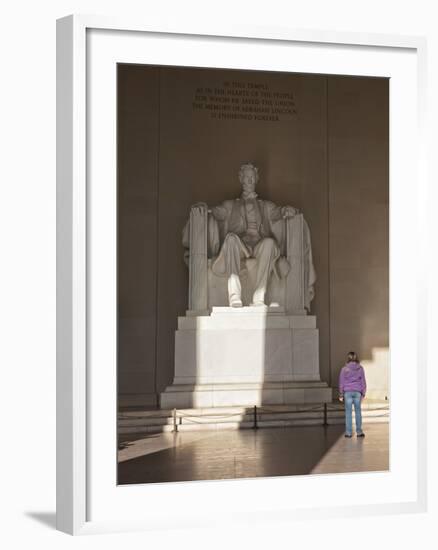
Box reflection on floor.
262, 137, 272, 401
118, 423, 389, 485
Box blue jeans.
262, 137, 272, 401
344, 391, 363, 435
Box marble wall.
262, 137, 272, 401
327, 76, 389, 396
117, 66, 160, 405
117, 65, 389, 406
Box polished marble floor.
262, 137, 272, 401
117, 423, 389, 485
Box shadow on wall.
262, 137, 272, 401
360, 347, 389, 401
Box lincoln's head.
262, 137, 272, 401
238, 162, 259, 195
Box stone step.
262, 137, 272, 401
118, 401, 389, 434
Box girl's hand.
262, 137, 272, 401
339, 396, 343, 402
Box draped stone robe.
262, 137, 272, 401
182, 196, 316, 310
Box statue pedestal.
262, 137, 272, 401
160, 307, 331, 409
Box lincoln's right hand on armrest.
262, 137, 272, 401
191, 202, 209, 214
191, 202, 226, 220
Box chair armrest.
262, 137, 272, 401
188, 206, 208, 312
285, 213, 315, 314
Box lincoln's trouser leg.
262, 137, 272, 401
222, 233, 245, 307
252, 238, 279, 305
227, 274, 242, 307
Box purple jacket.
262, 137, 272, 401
339, 362, 367, 396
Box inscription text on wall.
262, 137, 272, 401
192, 81, 297, 122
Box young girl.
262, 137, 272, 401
338, 351, 367, 438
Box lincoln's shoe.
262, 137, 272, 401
230, 297, 243, 308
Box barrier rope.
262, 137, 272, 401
259, 405, 324, 414
119, 402, 390, 432
180, 416, 254, 425
120, 406, 389, 420
176, 410, 249, 420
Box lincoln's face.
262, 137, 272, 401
240, 167, 257, 194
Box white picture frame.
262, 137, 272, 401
56, 15, 428, 535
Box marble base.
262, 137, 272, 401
161, 307, 331, 409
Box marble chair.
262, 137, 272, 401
185, 206, 315, 316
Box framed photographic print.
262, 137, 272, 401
57, 15, 427, 535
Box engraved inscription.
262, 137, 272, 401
192, 81, 297, 122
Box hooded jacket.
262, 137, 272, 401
339, 361, 367, 397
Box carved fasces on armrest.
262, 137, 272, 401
285, 213, 316, 314
189, 205, 208, 255
303, 218, 316, 310
188, 205, 208, 311
207, 214, 220, 257
183, 206, 220, 257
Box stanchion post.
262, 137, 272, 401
173, 408, 178, 432
254, 405, 258, 429
323, 403, 328, 426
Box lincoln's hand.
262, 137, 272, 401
191, 202, 209, 215
281, 206, 299, 219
